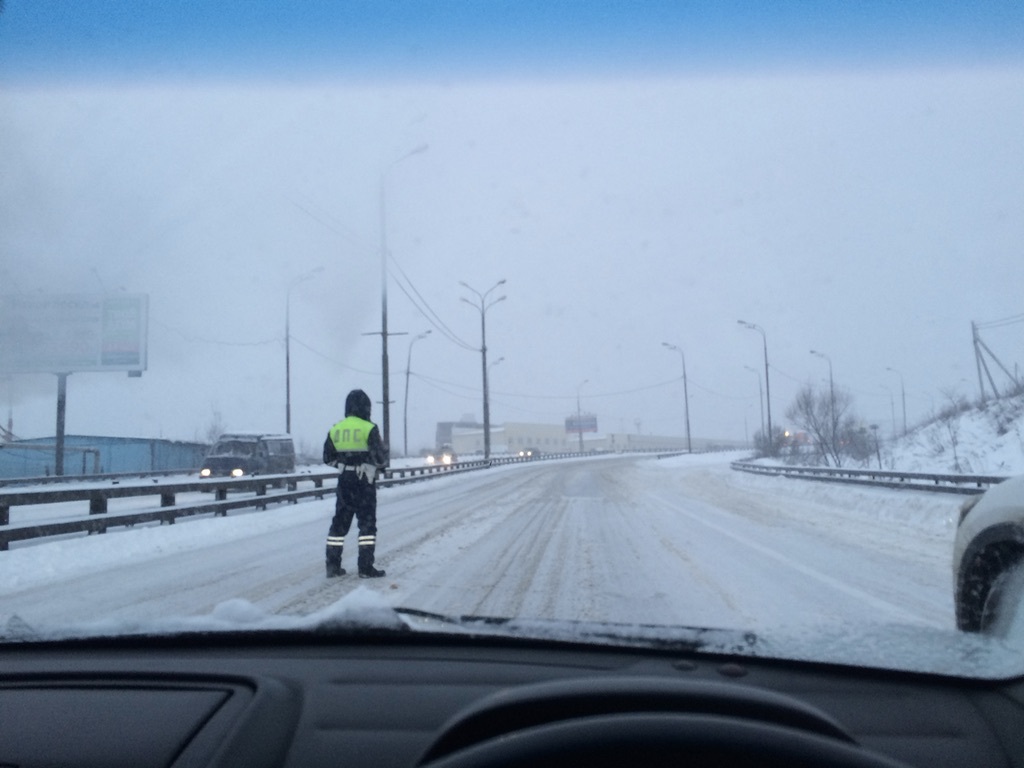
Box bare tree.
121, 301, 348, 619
204, 409, 226, 445
785, 382, 858, 467
753, 425, 787, 458
934, 388, 969, 472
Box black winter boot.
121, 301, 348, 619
359, 566, 386, 579
326, 544, 345, 578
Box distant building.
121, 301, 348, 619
450, 422, 573, 455
444, 421, 746, 456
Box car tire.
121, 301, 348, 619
980, 561, 1024, 639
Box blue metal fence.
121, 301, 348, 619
0, 436, 208, 479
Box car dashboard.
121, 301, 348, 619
2, 632, 1023, 768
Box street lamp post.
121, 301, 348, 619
744, 365, 764, 438
576, 379, 589, 453
881, 384, 896, 439
460, 279, 506, 460
738, 321, 773, 452
810, 349, 835, 424
403, 331, 431, 458
662, 342, 691, 453
379, 143, 428, 458
286, 265, 324, 434
886, 366, 907, 435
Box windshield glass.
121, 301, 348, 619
2, 2, 1024, 678
210, 441, 256, 458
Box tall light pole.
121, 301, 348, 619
886, 366, 907, 435
881, 384, 896, 439
576, 379, 589, 453
380, 143, 428, 458
662, 342, 691, 453
286, 265, 324, 434
738, 320, 772, 452
460, 279, 506, 460
810, 349, 835, 425
402, 330, 431, 458
744, 364, 764, 438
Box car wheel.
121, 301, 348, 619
981, 560, 1024, 641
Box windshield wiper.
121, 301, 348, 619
392, 608, 760, 654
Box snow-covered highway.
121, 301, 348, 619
0, 452, 962, 636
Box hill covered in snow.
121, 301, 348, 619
887, 393, 1024, 476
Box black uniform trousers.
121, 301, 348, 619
325, 470, 378, 573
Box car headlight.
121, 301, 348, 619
426, 455, 436, 465
231, 468, 244, 477
442, 454, 453, 465
200, 468, 211, 478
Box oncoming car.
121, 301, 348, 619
199, 433, 295, 478
954, 475, 1024, 637
426, 445, 457, 466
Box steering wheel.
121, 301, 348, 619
417, 678, 912, 768
421, 713, 910, 768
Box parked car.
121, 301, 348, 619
954, 475, 1024, 637
199, 433, 295, 478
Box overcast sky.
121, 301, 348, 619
1, 2, 1023, 455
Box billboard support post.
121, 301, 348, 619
55, 373, 68, 476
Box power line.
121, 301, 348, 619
389, 256, 476, 351
289, 336, 378, 376
976, 313, 1024, 331
154, 319, 278, 347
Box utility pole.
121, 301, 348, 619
378, 144, 428, 457
739, 321, 772, 453
662, 342, 691, 452
576, 380, 589, 453
460, 279, 506, 460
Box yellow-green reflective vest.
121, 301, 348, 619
329, 416, 374, 452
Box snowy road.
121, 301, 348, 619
0, 453, 962, 635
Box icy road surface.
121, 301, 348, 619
0, 453, 961, 634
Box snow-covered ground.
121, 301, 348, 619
8, 448, 1023, 676
889, 394, 1024, 475
772, 393, 1024, 476
0, 451, 959, 629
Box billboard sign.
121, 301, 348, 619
565, 413, 598, 434
0, 294, 149, 374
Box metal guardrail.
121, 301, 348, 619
0, 467, 198, 489
730, 461, 1008, 495
0, 451, 583, 550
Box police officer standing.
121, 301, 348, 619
323, 389, 389, 578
